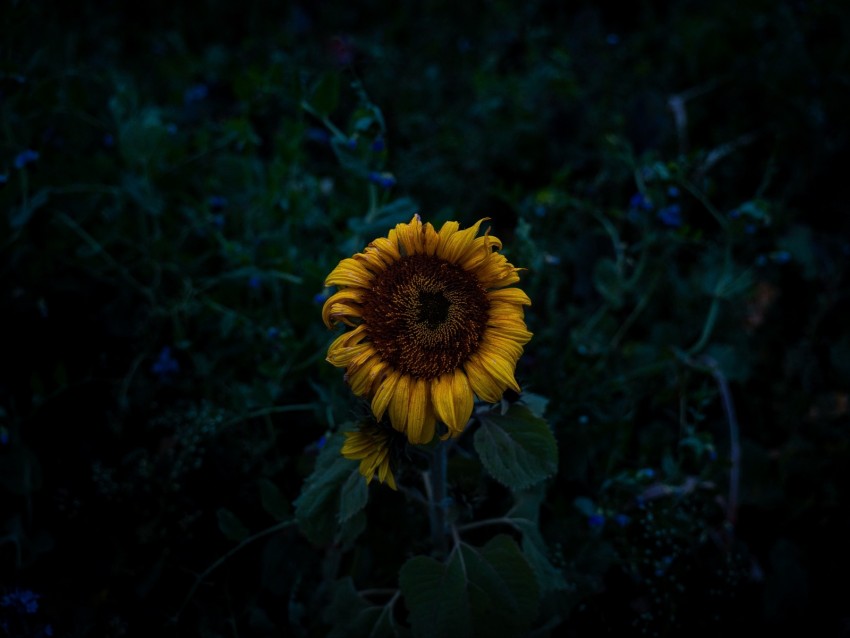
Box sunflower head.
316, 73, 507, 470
341, 420, 403, 490
323, 215, 532, 447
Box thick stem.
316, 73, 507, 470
428, 443, 448, 556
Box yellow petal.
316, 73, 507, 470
367, 236, 401, 264
423, 222, 440, 255
353, 249, 388, 273
406, 377, 434, 444
327, 342, 372, 368
437, 218, 487, 264
479, 332, 525, 360
384, 468, 398, 490
348, 355, 386, 396
371, 370, 400, 421
437, 220, 459, 242
388, 374, 412, 433
431, 369, 474, 434
396, 215, 424, 256
473, 351, 521, 394
464, 355, 504, 403
487, 324, 533, 345
341, 432, 370, 458
488, 288, 532, 306
322, 290, 364, 328
325, 258, 374, 287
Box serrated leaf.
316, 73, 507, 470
508, 487, 569, 593
216, 507, 249, 542
400, 535, 539, 638
312, 72, 340, 116
474, 405, 558, 490
259, 478, 290, 522
339, 470, 369, 523
294, 433, 364, 544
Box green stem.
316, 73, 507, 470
427, 444, 448, 556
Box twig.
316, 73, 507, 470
172, 519, 295, 622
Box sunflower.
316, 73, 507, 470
341, 421, 399, 490
323, 215, 532, 445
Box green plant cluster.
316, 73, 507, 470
2, 1, 849, 636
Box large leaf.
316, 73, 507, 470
258, 478, 290, 522
324, 578, 397, 638
508, 487, 570, 593
474, 405, 558, 490
400, 534, 539, 637
294, 433, 369, 544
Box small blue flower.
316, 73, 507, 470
208, 195, 228, 210
0, 427, 8, 446
657, 204, 682, 227
772, 250, 791, 264
368, 171, 396, 189
103, 133, 115, 148
728, 208, 741, 219
316, 434, 328, 450
184, 83, 209, 103
745, 223, 757, 234
346, 137, 358, 150
13, 149, 39, 170
267, 327, 280, 340
166, 123, 178, 135
588, 514, 606, 528
305, 128, 330, 144
314, 289, 330, 304
578, 414, 589, 425
637, 468, 655, 480
248, 275, 262, 289
210, 213, 225, 228
606, 33, 620, 45
371, 138, 385, 152
1, 588, 40, 614
755, 255, 768, 267
0, 174, 7, 185
614, 513, 631, 527
667, 186, 680, 198
151, 347, 179, 379
629, 192, 653, 211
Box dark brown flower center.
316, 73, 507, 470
361, 254, 490, 379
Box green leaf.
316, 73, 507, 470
216, 507, 249, 542
294, 433, 366, 544
474, 405, 558, 490
259, 478, 290, 522
339, 470, 369, 523
509, 488, 569, 593
325, 578, 396, 638
400, 535, 539, 638
311, 72, 340, 116
520, 392, 549, 418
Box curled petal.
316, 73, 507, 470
325, 258, 374, 287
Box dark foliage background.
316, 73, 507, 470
2, 0, 849, 636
